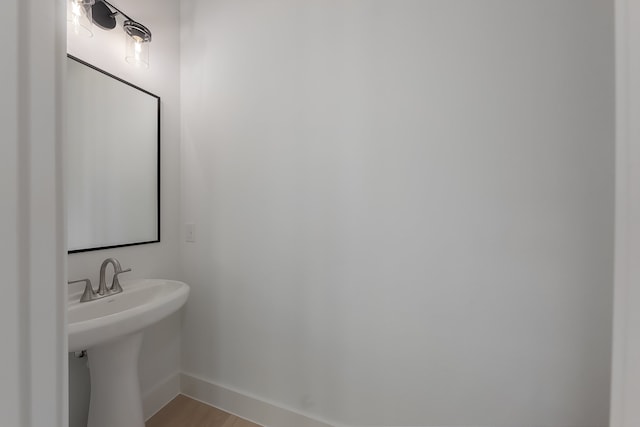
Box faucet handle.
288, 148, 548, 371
109, 268, 131, 294
68, 278, 96, 302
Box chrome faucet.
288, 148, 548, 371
68, 258, 131, 303
98, 258, 131, 296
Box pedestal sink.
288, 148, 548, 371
68, 279, 189, 427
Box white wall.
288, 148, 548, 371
180, 1, 614, 426
0, 3, 23, 422
611, 1, 640, 426
66, 0, 182, 424
0, 0, 67, 426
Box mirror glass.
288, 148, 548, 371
66, 55, 160, 253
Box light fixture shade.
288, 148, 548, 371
124, 20, 152, 69
67, 0, 95, 38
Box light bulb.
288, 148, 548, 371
71, 1, 82, 34
134, 37, 142, 62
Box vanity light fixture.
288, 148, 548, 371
70, 0, 153, 69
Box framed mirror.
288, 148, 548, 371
66, 55, 160, 253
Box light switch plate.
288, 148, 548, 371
185, 223, 195, 242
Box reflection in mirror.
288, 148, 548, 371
66, 55, 160, 253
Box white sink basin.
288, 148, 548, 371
68, 278, 189, 352
67, 278, 189, 427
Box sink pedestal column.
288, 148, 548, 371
87, 332, 144, 427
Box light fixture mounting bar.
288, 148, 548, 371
99, 0, 132, 21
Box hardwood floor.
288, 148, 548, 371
146, 395, 262, 427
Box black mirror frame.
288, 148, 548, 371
67, 54, 161, 254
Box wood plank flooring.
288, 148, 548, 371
146, 395, 262, 427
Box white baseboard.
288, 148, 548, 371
155, 374, 605, 427
180, 372, 339, 427
142, 372, 181, 421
